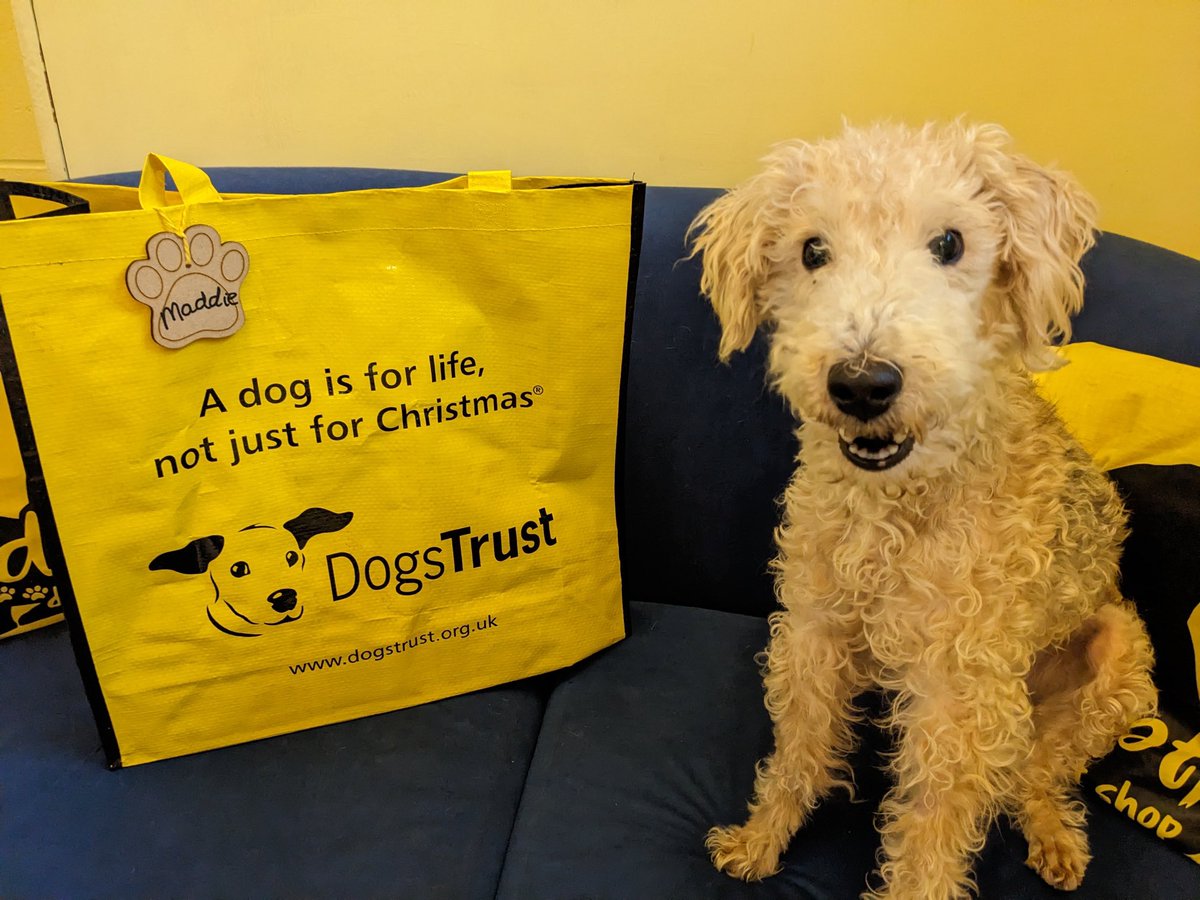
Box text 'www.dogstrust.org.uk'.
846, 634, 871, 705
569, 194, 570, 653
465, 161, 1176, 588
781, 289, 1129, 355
286, 615, 500, 675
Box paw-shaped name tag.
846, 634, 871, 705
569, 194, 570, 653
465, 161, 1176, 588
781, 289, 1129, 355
126, 225, 249, 349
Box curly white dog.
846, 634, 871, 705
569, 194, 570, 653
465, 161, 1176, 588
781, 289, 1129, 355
690, 122, 1157, 899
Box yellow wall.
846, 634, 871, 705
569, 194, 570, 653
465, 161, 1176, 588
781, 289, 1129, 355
3, 0, 1199, 257
0, 0, 49, 180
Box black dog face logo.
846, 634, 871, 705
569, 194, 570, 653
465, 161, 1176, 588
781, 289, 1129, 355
150, 507, 352, 637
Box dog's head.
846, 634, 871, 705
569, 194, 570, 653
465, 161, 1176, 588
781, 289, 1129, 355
150, 507, 353, 637
690, 121, 1096, 478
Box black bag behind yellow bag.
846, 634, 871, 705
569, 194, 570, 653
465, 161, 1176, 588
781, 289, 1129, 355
0, 157, 643, 766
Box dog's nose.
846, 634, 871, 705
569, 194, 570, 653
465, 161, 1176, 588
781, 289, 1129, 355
268, 588, 298, 613
827, 359, 903, 421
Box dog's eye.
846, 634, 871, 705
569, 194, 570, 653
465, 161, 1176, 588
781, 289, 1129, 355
802, 236, 831, 271
230, 561, 250, 578
929, 229, 964, 265
285, 551, 300, 567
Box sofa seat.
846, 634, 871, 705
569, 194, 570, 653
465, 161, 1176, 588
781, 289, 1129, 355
499, 601, 1200, 899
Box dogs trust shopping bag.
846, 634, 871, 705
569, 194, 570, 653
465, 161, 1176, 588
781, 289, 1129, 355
0, 157, 643, 767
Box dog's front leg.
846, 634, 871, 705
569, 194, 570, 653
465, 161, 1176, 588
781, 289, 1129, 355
869, 664, 1034, 900
708, 608, 863, 880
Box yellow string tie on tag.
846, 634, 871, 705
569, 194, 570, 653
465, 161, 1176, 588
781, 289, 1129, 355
154, 206, 194, 265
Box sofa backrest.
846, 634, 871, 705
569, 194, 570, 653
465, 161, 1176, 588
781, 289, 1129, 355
619, 187, 793, 617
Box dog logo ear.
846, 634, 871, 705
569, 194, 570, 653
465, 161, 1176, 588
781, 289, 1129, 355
149, 535, 225, 575
283, 508, 354, 549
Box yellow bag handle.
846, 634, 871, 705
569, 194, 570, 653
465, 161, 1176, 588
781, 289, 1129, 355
138, 154, 222, 209
467, 171, 512, 192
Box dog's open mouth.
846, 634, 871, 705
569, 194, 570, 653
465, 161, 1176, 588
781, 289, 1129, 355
837, 430, 916, 471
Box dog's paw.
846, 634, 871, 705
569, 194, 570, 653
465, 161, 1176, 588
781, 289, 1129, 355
1026, 825, 1090, 891
705, 824, 782, 882
126, 225, 248, 348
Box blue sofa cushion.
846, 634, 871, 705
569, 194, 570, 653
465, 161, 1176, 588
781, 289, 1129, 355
1, 624, 546, 898
499, 601, 1200, 898
1073, 233, 1200, 367
620, 187, 795, 618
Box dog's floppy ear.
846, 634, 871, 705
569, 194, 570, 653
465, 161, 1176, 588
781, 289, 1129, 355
688, 147, 802, 360
149, 536, 225, 575
283, 508, 353, 549
971, 125, 1098, 371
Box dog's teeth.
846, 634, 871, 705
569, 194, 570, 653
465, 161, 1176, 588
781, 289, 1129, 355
847, 442, 903, 461
843, 431, 911, 469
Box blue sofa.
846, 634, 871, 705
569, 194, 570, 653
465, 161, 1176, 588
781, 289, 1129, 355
3, 167, 1199, 899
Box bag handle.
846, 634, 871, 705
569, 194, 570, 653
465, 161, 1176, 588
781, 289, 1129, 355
138, 154, 222, 209
0, 181, 91, 221
467, 170, 512, 192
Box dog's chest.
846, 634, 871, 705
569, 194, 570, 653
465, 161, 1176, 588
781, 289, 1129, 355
787, 490, 1016, 671
836, 528, 965, 667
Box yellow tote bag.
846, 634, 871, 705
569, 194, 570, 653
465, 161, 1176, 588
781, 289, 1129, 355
0, 157, 642, 767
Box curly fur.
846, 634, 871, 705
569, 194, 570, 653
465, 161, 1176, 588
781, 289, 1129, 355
691, 122, 1157, 899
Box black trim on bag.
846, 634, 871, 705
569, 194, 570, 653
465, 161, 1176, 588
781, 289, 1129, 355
614, 182, 646, 642
0, 294, 122, 768
544, 181, 639, 190
0, 181, 90, 221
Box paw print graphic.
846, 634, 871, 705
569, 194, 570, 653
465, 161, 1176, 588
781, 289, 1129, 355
126, 224, 249, 349
21, 584, 59, 610
23, 584, 51, 604
9, 584, 58, 627
0, 585, 14, 603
